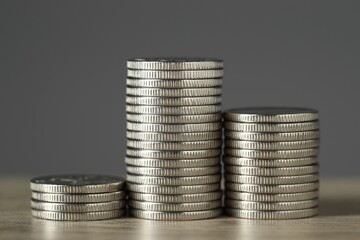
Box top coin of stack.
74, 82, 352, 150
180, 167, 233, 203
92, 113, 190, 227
125, 58, 224, 220
223, 107, 320, 220
30, 175, 126, 221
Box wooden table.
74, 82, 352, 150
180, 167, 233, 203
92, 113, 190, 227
0, 177, 359, 240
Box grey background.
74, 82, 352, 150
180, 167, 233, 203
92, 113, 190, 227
1, 0, 359, 177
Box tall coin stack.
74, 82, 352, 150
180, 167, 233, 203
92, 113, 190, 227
223, 107, 320, 219
30, 175, 126, 220
125, 58, 224, 220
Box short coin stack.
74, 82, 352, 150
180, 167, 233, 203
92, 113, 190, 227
125, 58, 224, 220
223, 107, 320, 219
31, 175, 126, 221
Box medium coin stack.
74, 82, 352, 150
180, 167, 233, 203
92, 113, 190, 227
223, 107, 320, 219
30, 175, 126, 221
125, 58, 224, 220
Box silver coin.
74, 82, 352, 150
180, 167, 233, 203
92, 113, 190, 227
129, 209, 222, 221
224, 121, 320, 132
225, 130, 320, 141
225, 208, 318, 219
127, 131, 221, 142
126, 182, 220, 195
224, 107, 319, 123
126, 96, 222, 106
31, 200, 125, 212
129, 192, 222, 203
225, 199, 319, 211
126, 174, 221, 186
126, 104, 221, 115
225, 165, 319, 176
127, 113, 222, 123
127, 69, 224, 79
30, 175, 125, 193
225, 148, 319, 159
127, 140, 222, 151
127, 122, 221, 133
126, 165, 221, 177
126, 87, 222, 97
129, 200, 222, 212
225, 182, 319, 194
126, 148, 221, 159
225, 139, 320, 150
126, 78, 223, 88
127, 58, 223, 70
31, 191, 126, 203
223, 157, 318, 167
225, 174, 319, 185
225, 191, 319, 202
32, 209, 125, 221
125, 156, 220, 168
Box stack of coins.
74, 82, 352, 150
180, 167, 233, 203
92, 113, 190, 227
125, 58, 224, 220
223, 107, 320, 219
30, 175, 126, 221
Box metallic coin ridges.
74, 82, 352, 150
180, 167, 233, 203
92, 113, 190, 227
127, 87, 222, 97
126, 78, 223, 88
223, 157, 318, 167
31, 191, 126, 203
126, 96, 222, 106
225, 165, 319, 176
127, 122, 221, 133
225, 174, 319, 185
225, 191, 319, 202
225, 131, 320, 142
225, 199, 319, 211
30, 175, 125, 193
223, 107, 319, 123
127, 140, 222, 151
126, 174, 221, 186
129, 209, 222, 221
224, 121, 320, 132
225, 148, 319, 159
126, 183, 220, 195
31, 200, 125, 212
225, 140, 320, 150
127, 131, 221, 142
126, 105, 221, 115
126, 113, 222, 123
127, 58, 223, 70
127, 69, 224, 79
125, 157, 220, 168
129, 200, 222, 212
225, 182, 319, 194
126, 166, 221, 177
127, 148, 221, 159
225, 208, 318, 219
129, 192, 222, 203
31, 209, 125, 221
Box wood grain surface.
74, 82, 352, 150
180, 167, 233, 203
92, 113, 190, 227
0, 177, 359, 240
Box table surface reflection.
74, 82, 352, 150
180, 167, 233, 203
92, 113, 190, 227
0, 177, 359, 240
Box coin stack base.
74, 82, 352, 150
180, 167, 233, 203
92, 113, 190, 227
30, 175, 126, 221
223, 107, 320, 220
126, 58, 224, 220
